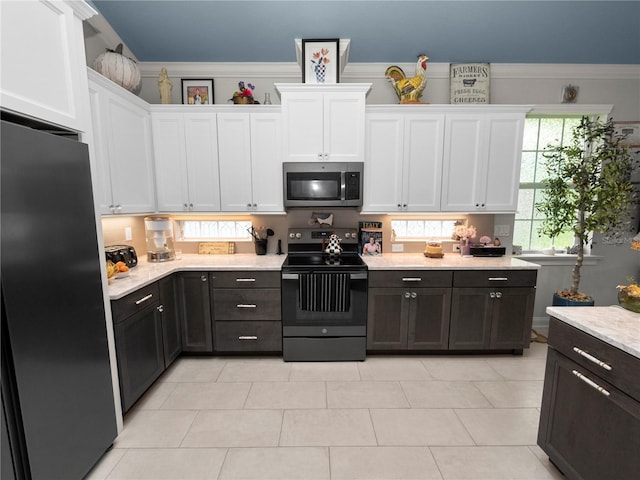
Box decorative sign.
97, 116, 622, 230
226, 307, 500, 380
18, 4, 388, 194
450, 63, 490, 104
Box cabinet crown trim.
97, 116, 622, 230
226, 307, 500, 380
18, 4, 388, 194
275, 83, 372, 95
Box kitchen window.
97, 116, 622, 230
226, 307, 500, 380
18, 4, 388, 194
176, 220, 252, 241
391, 219, 462, 241
514, 109, 610, 252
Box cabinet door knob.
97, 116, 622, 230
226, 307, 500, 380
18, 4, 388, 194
253, 203, 257, 209
200, 275, 207, 282
495, 292, 502, 299
404, 292, 411, 298
490, 292, 496, 299
183, 203, 189, 210
157, 305, 164, 313
189, 203, 194, 209
247, 203, 252, 209
397, 204, 402, 209
411, 292, 417, 299
403, 204, 407, 209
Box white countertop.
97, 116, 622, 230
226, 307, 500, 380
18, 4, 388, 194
546, 306, 640, 359
108, 254, 286, 300
362, 253, 541, 270
108, 253, 540, 299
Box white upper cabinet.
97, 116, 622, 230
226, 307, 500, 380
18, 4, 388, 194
88, 70, 156, 215
277, 84, 371, 162
217, 110, 283, 212
152, 109, 220, 212
440, 108, 528, 212
364, 110, 444, 212
1, 1, 95, 131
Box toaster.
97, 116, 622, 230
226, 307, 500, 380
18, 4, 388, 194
105, 245, 138, 268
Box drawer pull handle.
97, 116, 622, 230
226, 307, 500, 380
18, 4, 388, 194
134, 294, 153, 305
236, 304, 257, 308
402, 277, 422, 282
573, 347, 612, 371
488, 277, 508, 281
238, 336, 258, 341
572, 370, 610, 397
236, 278, 256, 282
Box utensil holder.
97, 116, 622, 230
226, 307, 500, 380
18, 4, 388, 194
254, 239, 267, 255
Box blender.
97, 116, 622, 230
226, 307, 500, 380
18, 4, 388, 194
144, 216, 175, 262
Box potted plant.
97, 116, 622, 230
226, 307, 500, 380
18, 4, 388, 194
535, 116, 636, 305
230, 81, 255, 104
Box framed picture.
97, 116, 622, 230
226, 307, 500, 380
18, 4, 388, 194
302, 39, 339, 84
613, 121, 640, 147
181, 79, 214, 105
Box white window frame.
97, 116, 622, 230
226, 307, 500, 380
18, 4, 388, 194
515, 105, 612, 254
176, 219, 253, 242
391, 217, 467, 242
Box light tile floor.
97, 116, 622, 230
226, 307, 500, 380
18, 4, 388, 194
87, 341, 565, 480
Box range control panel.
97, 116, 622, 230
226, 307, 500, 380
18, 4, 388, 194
287, 228, 360, 244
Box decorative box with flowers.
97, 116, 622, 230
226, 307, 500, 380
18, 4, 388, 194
452, 224, 476, 256
231, 81, 255, 104
617, 278, 640, 313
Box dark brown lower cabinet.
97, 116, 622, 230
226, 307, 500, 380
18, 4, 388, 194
112, 283, 165, 412
367, 271, 452, 351
448, 270, 536, 352
178, 272, 213, 352
538, 318, 640, 479
211, 271, 282, 353
159, 275, 182, 366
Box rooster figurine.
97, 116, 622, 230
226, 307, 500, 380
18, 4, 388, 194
385, 54, 429, 104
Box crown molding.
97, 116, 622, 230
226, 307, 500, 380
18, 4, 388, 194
68, 0, 97, 20
139, 61, 640, 81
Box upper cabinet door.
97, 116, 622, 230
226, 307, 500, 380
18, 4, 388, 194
89, 71, 156, 215
278, 84, 370, 162
363, 114, 405, 212
250, 113, 284, 212
440, 115, 486, 212
483, 115, 526, 212
1, 0, 95, 131
152, 113, 190, 212
217, 113, 254, 212
183, 113, 221, 212
403, 114, 445, 212
281, 93, 324, 162
323, 92, 366, 162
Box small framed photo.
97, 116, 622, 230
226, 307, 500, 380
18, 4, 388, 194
302, 39, 339, 84
613, 121, 640, 147
181, 79, 214, 105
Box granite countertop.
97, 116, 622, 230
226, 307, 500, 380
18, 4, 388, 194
108, 254, 286, 300
362, 253, 541, 270
546, 306, 640, 359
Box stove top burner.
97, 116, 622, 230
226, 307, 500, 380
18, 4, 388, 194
283, 252, 366, 268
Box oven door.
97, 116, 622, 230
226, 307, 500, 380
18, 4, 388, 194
281, 271, 367, 337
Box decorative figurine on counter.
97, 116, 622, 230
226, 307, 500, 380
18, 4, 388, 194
325, 233, 343, 257
158, 67, 173, 104
385, 54, 429, 104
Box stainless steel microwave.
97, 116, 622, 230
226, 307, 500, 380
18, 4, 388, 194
283, 162, 363, 208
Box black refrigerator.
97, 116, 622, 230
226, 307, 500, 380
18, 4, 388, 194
1, 119, 118, 479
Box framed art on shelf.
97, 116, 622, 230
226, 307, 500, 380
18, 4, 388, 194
182, 79, 214, 105
302, 39, 339, 84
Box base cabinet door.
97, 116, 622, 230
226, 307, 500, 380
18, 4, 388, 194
159, 275, 182, 366
367, 288, 409, 350
178, 272, 213, 352
408, 288, 451, 349
538, 348, 640, 480
449, 288, 493, 349
367, 285, 451, 351
112, 289, 165, 413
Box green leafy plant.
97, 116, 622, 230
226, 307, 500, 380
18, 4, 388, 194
535, 116, 636, 301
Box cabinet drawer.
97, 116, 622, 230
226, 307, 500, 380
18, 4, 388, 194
453, 270, 537, 288
213, 289, 281, 320
111, 283, 160, 324
212, 271, 280, 288
369, 270, 452, 288
548, 317, 640, 401
215, 321, 282, 352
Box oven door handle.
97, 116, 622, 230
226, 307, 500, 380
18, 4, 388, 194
282, 272, 367, 280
